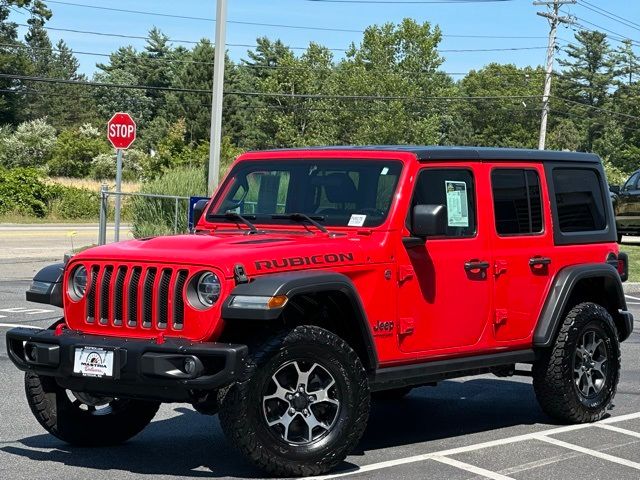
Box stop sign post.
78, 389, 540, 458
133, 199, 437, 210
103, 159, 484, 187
107, 113, 136, 242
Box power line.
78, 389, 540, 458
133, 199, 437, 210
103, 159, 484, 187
13, 23, 551, 54
5, 72, 640, 124
576, 1, 640, 33
0, 72, 545, 101
0, 42, 557, 78
47, 0, 539, 38
562, 13, 640, 47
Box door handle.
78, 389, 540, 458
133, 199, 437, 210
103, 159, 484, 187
529, 256, 552, 267
464, 260, 490, 271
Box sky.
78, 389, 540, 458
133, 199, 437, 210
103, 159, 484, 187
11, 0, 640, 77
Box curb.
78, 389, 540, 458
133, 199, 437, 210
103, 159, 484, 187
623, 282, 640, 295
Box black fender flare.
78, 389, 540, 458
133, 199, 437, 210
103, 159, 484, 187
533, 263, 630, 347
25, 263, 65, 308
222, 271, 378, 369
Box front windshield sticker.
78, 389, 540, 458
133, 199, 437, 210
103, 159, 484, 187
445, 181, 469, 227
348, 214, 367, 227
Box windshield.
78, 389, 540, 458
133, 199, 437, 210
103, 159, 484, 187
208, 159, 402, 228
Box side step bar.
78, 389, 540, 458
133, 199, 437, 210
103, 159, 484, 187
370, 349, 536, 392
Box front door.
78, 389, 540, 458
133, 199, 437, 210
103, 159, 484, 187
397, 164, 493, 354
489, 164, 556, 342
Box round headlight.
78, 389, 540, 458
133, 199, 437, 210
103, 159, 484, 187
196, 272, 221, 307
70, 265, 88, 300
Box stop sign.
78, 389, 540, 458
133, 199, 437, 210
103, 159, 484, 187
107, 112, 137, 149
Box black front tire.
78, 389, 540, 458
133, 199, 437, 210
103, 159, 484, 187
25, 372, 160, 446
218, 326, 370, 477
533, 302, 621, 423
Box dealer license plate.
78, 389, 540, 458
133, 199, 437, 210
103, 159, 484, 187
73, 347, 115, 378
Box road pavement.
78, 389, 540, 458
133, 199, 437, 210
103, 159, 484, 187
0, 263, 638, 480
0, 224, 132, 262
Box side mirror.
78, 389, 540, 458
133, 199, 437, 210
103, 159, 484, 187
192, 199, 209, 229
610, 184, 620, 194
412, 204, 447, 238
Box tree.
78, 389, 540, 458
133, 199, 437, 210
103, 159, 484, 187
457, 64, 544, 148
0, 118, 56, 167
48, 124, 110, 177
93, 69, 154, 126
0, 1, 51, 124
611, 39, 640, 87
557, 30, 615, 151
332, 19, 449, 145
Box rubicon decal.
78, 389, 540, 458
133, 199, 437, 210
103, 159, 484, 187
255, 253, 355, 271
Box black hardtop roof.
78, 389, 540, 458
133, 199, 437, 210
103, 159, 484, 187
258, 145, 601, 163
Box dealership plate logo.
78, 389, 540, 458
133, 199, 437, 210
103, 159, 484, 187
73, 347, 115, 378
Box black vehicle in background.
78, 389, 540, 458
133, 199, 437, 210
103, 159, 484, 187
613, 170, 640, 243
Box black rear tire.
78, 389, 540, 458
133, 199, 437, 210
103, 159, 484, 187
218, 325, 370, 477
25, 372, 160, 446
533, 302, 620, 423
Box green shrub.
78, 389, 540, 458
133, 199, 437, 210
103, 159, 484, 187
48, 185, 100, 220
131, 167, 207, 238
0, 167, 50, 217
48, 124, 110, 177
0, 119, 56, 168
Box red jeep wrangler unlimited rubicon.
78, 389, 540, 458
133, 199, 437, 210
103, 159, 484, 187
7, 146, 633, 477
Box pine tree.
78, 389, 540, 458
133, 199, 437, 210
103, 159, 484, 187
557, 30, 615, 151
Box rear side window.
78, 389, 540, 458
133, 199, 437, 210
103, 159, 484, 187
492, 169, 543, 235
552, 168, 606, 232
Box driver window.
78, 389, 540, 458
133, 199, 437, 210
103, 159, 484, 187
411, 168, 477, 238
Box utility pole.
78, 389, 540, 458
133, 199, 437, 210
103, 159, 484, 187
534, 0, 575, 150
207, 0, 228, 195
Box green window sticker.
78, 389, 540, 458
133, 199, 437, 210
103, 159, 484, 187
445, 181, 469, 227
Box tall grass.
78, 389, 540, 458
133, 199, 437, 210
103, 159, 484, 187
48, 177, 140, 193
131, 167, 207, 238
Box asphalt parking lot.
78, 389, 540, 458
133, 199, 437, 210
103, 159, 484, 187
0, 260, 638, 480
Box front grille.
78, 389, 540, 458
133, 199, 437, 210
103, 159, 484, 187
85, 264, 187, 332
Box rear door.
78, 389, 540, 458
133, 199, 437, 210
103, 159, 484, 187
489, 163, 556, 343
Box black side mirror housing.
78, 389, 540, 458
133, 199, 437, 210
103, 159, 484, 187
412, 204, 447, 238
193, 199, 209, 228
609, 184, 620, 194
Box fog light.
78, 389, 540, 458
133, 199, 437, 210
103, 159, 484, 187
184, 357, 197, 375
25, 344, 38, 362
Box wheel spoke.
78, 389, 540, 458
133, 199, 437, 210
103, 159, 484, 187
585, 372, 596, 396
263, 376, 294, 403
303, 410, 327, 442
293, 362, 318, 389
310, 379, 339, 407
593, 359, 607, 379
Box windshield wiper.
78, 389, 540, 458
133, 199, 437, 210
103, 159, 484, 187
272, 213, 328, 234
209, 212, 260, 234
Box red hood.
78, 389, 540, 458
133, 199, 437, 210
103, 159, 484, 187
73, 231, 371, 279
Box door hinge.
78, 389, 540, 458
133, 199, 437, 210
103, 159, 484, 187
399, 317, 415, 335
495, 309, 508, 326
398, 265, 415, 283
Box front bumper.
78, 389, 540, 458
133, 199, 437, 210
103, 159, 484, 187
6, 327, 248, 402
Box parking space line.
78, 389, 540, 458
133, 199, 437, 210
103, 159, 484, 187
534, 435, 640, 470
624, 294, 640, 301
431, 456, 515, 480
596, 424, 640, 439
308, 412, 640, 479
0, 323, 41, 329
